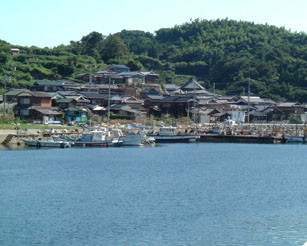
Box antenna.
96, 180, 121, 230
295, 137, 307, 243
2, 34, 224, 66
247, 78, 250, 124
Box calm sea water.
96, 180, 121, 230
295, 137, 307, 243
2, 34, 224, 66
1, 143, 307, 246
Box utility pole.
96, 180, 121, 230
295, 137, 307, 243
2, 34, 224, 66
3, 75, 10, 119
89, 64, 92, 91
193, 78, 196, 122
247, 78, 250, 124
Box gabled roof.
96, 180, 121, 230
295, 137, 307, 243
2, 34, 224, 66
97, 84, 118, 89
80, 92, 106, 99
181, 78, 205, 91
118, 71, 144, 76
140, 71, 159, 76
145, 95, 164, 100
164, 83, 180, 91
141, 88, 160, 94
110, 64, 129, 69
18, 91, 51, 98
6, 89, 29, 96
240, 96, 267, 104
35, 80, 64, 86
277, 102, 300, 107
56, 98, 74, 103
29, 106, 62, 115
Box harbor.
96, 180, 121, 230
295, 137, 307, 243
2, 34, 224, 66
1, 122, 306, 148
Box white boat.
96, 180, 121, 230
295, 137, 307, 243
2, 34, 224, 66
284, 135, 305, 143
122, 132, 146, 146
148, 126, 200, 143
122, 131, 156, 146
73, 127, 123, 147
23, 137, 71, 148
122, 125, 155, 146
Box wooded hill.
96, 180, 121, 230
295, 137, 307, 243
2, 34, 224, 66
1, 19, 307, 101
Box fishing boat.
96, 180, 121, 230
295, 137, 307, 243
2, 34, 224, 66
148, 126, 200, 143
73, 127, 123, 147
284, 135, 305, 143
122, 132, 146, 146
23, 137, 71, 148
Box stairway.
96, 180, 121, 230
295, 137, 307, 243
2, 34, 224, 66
2, 134, 15, 144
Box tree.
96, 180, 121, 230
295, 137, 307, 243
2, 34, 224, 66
101, 35, 130, 62
80, 32, 104, 59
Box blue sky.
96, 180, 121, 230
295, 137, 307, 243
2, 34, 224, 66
1, 0, 306, 48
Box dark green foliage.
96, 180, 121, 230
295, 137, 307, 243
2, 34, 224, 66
1, 19, 307, 101
101, 35, 130, 62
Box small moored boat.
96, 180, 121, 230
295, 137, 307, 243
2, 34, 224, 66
23, 137, 71, 148
148, 126, 200, 143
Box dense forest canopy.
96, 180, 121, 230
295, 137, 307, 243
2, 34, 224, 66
1, 19, 307, 101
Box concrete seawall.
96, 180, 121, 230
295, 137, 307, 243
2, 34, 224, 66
0, 129, 41, 144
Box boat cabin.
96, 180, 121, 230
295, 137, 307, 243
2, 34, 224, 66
158, 126, 178, 136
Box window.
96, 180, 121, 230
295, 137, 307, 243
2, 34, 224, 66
20, 109, 29, 116
20, 98, 30, 105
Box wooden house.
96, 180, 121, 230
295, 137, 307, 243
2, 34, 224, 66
28, 106, 62, 124
15, 91, 52, 119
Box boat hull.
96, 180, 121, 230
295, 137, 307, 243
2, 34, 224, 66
149, 135, 200, 143
72, 139, 123, 147
123, 133, 146, 146
284, 135, 305, 143
23, 139, 71, 148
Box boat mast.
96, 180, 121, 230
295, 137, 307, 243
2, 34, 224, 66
107, 76, 111, 131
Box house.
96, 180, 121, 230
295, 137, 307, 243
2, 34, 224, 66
29, 81, 65, 92
14, 91, 52, 119
141, 71, 161, 85
109, 104, 145, 120
80, 92, 106, 106
28, 106, 62, 124
80, 83, 99, 93
91, 105, 106, 118
97, 84, 118, 94
117, 86, 138, 97
122, 96, 143, 105
64, 95, 90, 108
163, 83, 181, 95
277, 102, 304, 118
180, 78, 210, 95
5, 89, 30, 103
76, 73, 95, 83
61, 80, 81, 91
140, 88, 160, 99
225, 105, 246, 123
118, 71, 145, 85
263, 107, 285, 122
145, 95, 196, 118
108, 64, 130, 73
95, 72, 124, 84
11, 48, 20, 56
55, 98, 78, 109
211, 112, 231, 123
63, 108, 88, 123
249, 110, 268, 122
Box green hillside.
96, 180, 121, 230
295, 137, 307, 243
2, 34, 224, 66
1, 19, 307, 101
